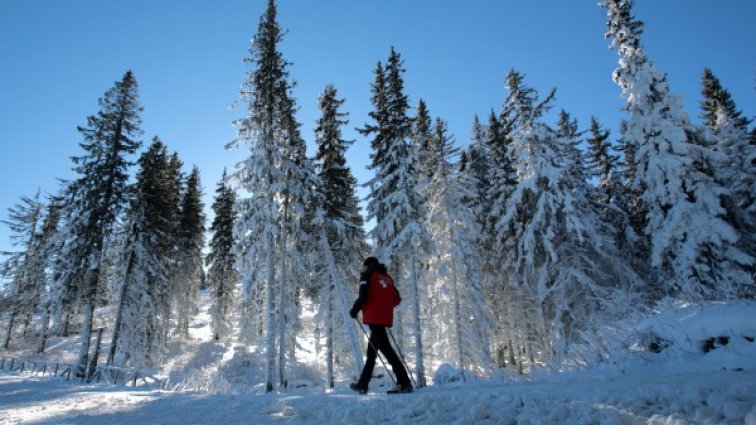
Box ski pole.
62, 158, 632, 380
387, 327, 419, 388
353, 318, 396, 385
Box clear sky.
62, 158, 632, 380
0, 0, 754, 255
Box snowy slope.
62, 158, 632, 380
2, 299, 756, 425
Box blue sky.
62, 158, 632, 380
0, 1, 754, 254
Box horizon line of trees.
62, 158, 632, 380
2, 0, 753, 391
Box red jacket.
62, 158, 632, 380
352, 268, 401, 326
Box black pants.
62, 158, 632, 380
357, 324, 411, 388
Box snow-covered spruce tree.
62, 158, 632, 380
160, 152, 183, 342
274, 89, 321, 389
459, 115, 491, 229
207, 170, 238, 341
108, 137, 175, 367
1, 192, 43, 349
424, 118, 492, 376
360, 48, 429, 387
34, 199, 62, 353
583, 116, 644, 269
495, 70, 640, 363
230, 0, 300, 392
45, 190, 81, 338
313, 85, 368, 386
613, 120, 648, 238
700, 69, 755, 278
413, 99, 436, 185
603, 0, 752, 300
173, 166, 205, 338
585, 116, 620, 203
52, 70, 142, 375
480, 108, 522, 368
556, 110, 587, 185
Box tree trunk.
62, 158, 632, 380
76, 267, 99, 377
36, 309, 51, 354
3, 306, 19, 349
277, 221, 289, 390
450, 253, 465, 374
108, 247, 135, 365
325, 285, 334, 390
408, 245, 426, 387
320, 229, 363, 374
264, 221, 277, 393
22, 312, 33, 337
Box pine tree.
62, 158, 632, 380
585, 116, 619, 200
613, 120, 647, 237
51, 70, 142, 375
496, 70, 639, 362
160, 153, 184, 342
413, 99, 436, 183
313, 85, 368, 384
459, 115, 491, 227
482, 107, 520, 366
556, 110, 586, 185
46, 190, 80, 338
602, 0, 752, 300
108, 137, 174, 367
584, 116, 643, 274
173, 167, 205, 338
700, 69, 755, 274
274, 89, 321, 389
34, 199, 62, 353
700, 69, 752, 133
424, 118, 491, 375
1, 192, 43, 349
360, 47, 428, 386
231, 0, 304, 392
207, 170, 238, 341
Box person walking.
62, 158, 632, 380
349, 256, 413, 394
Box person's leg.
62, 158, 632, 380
356, 330, 378, 388
370, 325, 411, 386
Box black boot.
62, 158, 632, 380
386, 383, 413, 394
349, 382, 367, 395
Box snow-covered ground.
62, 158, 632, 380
2, 299, 755, 425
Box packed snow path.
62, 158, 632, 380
2, 369, 755, 425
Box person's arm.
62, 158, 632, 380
393, 285, 401, 307
350, 272, 370, 317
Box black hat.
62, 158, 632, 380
363, 257, 379, 268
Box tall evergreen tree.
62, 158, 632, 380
1, 192, 43, 349
360, 47, 428, 386
173, 167, 205, 338
482, 107, 519, 366
556, 110, 586, 185
34, 199, 62, 353
274, 88, 321, 389
413, 99, 435, 183
53, 71, 142, 375
231, 0, 308, 391
459, 115, 491, 228
496, 70, 639, 362
585, 116, 619, 200
700, 69, 755, 272
108, 137, 174, 367
160, 153, 184, 342
602, 0, 752, 300
313, 85, 368, 384
424, 118, 492, 375
207, 170, 238, 341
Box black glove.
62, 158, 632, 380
349, 307, 359, 319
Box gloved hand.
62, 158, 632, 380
349, 308, 359, 319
